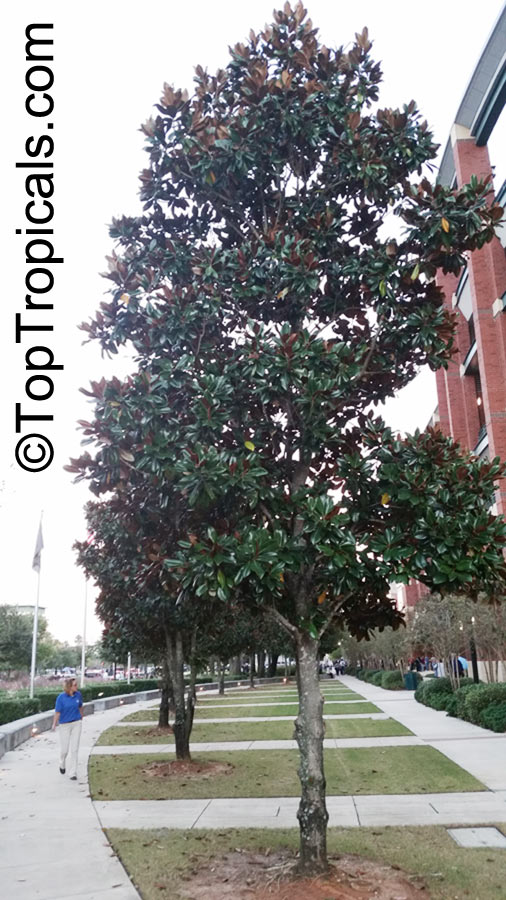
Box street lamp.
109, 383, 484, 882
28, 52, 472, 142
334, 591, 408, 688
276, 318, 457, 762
470, 616, 479, 684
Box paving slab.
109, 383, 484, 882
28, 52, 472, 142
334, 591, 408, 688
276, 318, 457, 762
0, 701, 158, 899
118, 713, 388, 725
94, 798, 211, 830
349, 790, 506, 827
193, 699, 369, 709
90, 735, 424, 755
431, 737, 506, 790
94, 790, 506, 831
447, 826, 506, 848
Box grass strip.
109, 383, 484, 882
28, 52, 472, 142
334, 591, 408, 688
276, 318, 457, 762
122, 701, 379, 721
96, 716, 413, 746
106, 825, 506, 900
89, 746, 483, 801
197, 691, 361, 703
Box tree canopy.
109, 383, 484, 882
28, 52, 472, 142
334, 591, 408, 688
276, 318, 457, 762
69, 2, 506, 873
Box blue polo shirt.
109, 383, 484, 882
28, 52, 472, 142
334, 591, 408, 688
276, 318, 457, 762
55, 691, 83, 723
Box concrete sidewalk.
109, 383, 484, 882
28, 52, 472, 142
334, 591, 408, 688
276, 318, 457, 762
95, 790, 506, 830
0, 701, 159, 900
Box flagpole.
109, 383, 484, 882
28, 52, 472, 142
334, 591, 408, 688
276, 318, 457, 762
29, 562, 41, 700
80, 577, 88, 689
30, 514, 44, 700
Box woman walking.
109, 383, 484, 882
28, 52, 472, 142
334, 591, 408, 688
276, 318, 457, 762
52, 677, 83, 780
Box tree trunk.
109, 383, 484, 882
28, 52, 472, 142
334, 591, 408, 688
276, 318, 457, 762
184, 637, 197, 748
249, 653, 255, 688
257, 649, 266, 679
267, 653, 278, 678
166, 628, 192, 760
230, 655, 241, 677
218, 661, 226, 695
158, 655, 171, 728
294, 630, 328, 874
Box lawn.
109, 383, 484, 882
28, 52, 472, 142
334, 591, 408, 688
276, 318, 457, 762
88, 746, 483, 801
197, 690, 362, 703
106, 825, 506, 900
96, 716, 413, 746
122, 701, 380, 721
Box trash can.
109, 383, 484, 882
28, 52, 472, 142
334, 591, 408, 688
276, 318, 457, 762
403, 672, 417, 690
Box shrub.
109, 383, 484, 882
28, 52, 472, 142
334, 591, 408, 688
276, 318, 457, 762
445, 695, 458, 717
414, 681, 428, 703
381, 670, 404, 690
131, 678, 159, 691
464, 683, 506, 725
423, 676, 453, 696
363, 669, 382, 683
371, 672, 384, 686
480, 701, 506, 733
415, 674, 451, 706
0, 697, 41, 725
36, 691, 61, 711
452, 682, 481, 720
426, 692, 454, 711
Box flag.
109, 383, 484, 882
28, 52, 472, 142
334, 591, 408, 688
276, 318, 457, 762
32, 521, 44, 572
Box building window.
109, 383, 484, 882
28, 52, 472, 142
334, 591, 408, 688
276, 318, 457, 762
468, 314, 475, 348
474, 371, 485, 431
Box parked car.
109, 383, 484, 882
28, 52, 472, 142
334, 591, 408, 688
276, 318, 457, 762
84, 669, 103, 678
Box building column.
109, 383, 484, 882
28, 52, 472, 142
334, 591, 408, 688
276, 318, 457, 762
452, 127, 506, 515
435, 270, 480, 450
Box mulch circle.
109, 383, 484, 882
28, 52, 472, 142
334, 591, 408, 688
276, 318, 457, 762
141, 760, 234, 779
179, 850, 429, 900
133, 726, 174, 737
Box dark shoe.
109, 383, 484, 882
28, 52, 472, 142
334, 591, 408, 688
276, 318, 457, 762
70, 776, 77, 780
59, 767, 65, 774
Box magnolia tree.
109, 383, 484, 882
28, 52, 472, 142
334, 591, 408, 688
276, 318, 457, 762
70, 4, 506, 873
75, 500, 204, 755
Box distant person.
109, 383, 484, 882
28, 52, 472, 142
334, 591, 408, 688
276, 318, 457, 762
52, 677, 83, 780
322, 654, 333, 678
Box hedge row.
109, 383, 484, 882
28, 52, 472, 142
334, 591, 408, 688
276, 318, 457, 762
415, 677, 506, 732
0, 698, 42, 725
0, 679, 159, 726
347, 667, 419, 690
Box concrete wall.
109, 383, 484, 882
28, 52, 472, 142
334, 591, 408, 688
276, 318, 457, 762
477, 661, 506, 683
0, 690, 161, 758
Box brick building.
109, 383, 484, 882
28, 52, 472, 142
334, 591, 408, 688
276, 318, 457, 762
400, 9, 506, 611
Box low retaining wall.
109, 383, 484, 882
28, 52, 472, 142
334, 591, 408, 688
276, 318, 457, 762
0, 689, 160, 758
0, 676, 286, 759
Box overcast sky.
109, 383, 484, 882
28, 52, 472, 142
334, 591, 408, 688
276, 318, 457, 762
1, 0, 504, 648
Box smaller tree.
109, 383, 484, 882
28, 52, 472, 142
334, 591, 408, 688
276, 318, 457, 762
409, 593, 475, 688
0, 606, 49, 677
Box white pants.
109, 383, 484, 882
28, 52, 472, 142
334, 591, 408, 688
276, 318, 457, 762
58, 719, 82, 777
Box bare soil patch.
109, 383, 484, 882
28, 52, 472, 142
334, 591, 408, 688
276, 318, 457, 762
141, 759, 234, 779
137, 726, 173, 738
179, 850, 429, 900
